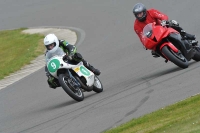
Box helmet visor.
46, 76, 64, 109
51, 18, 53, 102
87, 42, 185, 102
136, 12, 144, 18
46, 43, 56, 50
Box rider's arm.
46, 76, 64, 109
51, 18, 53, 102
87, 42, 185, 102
59, 40, 77, 56
134, 22, 145, 46
149, 9, 168, 22
45, 51, 51, 63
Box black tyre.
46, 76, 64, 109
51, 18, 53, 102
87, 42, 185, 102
161, 46, 189, 68
93, 76, 103, 93
58, 74, 84, 101
192, 46, 200, 61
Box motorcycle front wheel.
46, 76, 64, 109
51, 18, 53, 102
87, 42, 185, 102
58, 74, 84, 102
161, 46, 189, 69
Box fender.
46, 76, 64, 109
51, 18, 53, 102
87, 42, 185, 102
72, 64, 95, 87
160, 42, 179, 53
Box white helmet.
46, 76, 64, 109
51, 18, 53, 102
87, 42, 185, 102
44, 34, 59, 53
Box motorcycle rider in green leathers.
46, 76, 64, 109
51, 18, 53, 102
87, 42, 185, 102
44, 33, 100, 89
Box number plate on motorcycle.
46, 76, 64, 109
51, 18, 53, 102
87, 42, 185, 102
74, 67, 80, 72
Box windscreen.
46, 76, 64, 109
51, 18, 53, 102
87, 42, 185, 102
143, 23, 153, 38
45, 47, 65, 62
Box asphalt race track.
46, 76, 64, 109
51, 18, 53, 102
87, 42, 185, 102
0, 0, 200, 133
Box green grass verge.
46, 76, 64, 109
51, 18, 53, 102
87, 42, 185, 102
0, 28, 45, 79
104, 94, 200, 133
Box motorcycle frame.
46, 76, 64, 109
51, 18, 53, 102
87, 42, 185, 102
47, 55, 95, 87
143, 23, 194, 60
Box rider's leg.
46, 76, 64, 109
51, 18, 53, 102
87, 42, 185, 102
45, 65, 59, 89
82, 59, 101, 76
73, 53, 101, 76
172, 26, 196, 40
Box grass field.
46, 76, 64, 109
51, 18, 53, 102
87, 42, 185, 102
104, 94, 200, 133
0, 28, 45, 79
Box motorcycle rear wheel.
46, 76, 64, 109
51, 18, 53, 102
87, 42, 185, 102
58, 74, 84, 101
161, 46, 189, 69
93, 76, 103, 93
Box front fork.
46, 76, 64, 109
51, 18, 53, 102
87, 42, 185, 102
159, 42, 179, 62
65, 69, 81, 88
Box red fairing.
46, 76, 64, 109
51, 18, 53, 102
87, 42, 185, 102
142, 23, 178, 50
160, 42, 179, 53
143, 24, 167, 50
134, 9, 168, 44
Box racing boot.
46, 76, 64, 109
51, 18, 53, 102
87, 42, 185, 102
151, 50, 160, 58
191, 40, 198, 46
47, 76, 60, 89
181, 30, 196, 40
82, 59, 101, 76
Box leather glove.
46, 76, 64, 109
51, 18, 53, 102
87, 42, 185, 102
161, 20, 168, 26
168, 20, 179, 27
63, 54, 72, 60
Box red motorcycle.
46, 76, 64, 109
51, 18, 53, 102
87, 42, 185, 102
142, 22, 200, 68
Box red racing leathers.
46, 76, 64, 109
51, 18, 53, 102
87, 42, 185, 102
134, 9, 168, 45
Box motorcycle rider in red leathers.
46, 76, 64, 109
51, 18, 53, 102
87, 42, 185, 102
133, 3, 198, 57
